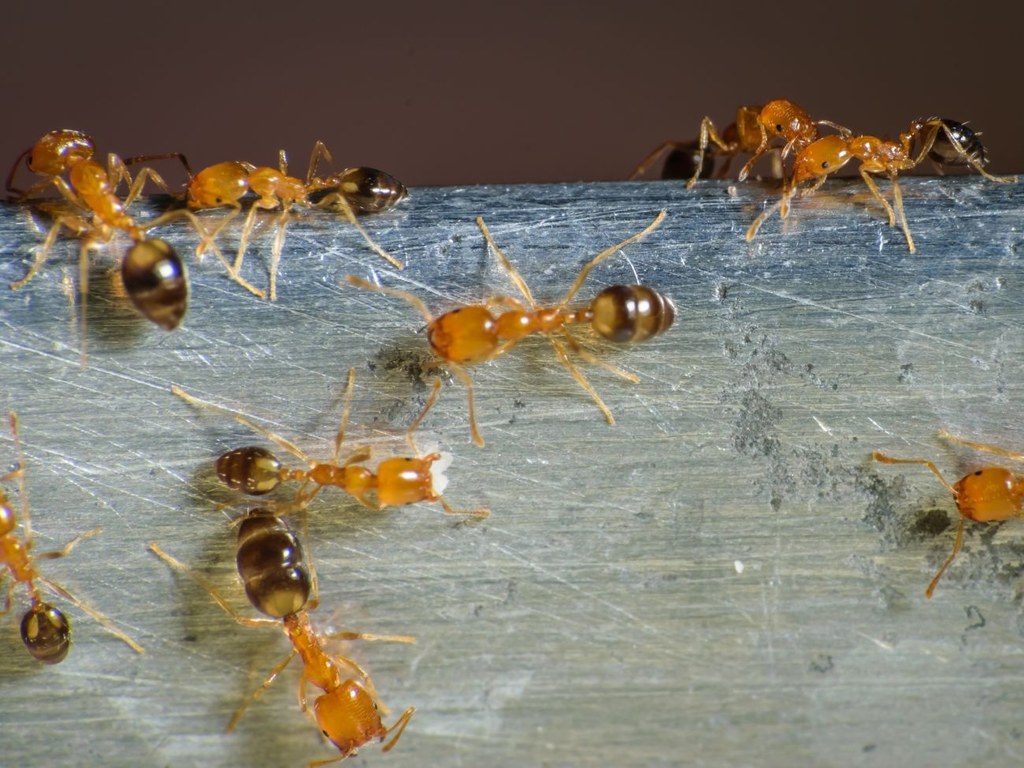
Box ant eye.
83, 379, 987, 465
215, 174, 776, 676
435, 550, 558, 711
974, 470, 984, 476
775, 124, 783, 133
322, 730, 329, 738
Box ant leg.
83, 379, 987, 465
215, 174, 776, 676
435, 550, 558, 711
226, 648, 299, 732
560, 331, 640, 383
34, 527, 101, 560
938, 432, 1024, 462
690, 118, 737, 189
170, 386, 316, 467
122, 152, 194, 179
887, 175, 915, 253
331, 368, 358, 464
628, 140, 689, 181
1, 574, 14, 615
343, 275, 436, 327
738, 124, 771, 182
148, 543, 278, 630
5, 413, 30, 538
870, 451, 959, 496
448, 363, 484, 447
37, 574, 144, 653
304, 141, 334, 185
380, 707, 417, 753
746, 189, 793, 242
857, 170, 896, 226
547, 334, 615, 425
475, 217, 538, 308
311, 193, 404, 270
925, 516, 966, 599
267, 209, 292, 301
556, 211, 667, 308
403, 377, 443, 455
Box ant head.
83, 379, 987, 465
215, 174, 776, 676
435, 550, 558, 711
793, 135, 851, 185
760, 100, 816, 145
27, 130, 95, 176
20, 602, 71, 663
953, 466, 1020, 523
314, 680, 385, 757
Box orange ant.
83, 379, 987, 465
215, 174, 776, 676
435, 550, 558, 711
149, 509, 415, 765
629, 100, 848, 188
130, 142, 406, 301
5, 130, 239, 356
746, 117, 1016, 252
873, 432, 1024, 598
1, 412, 144, 662
170, 368, 487, 518
346, 211, 673, 446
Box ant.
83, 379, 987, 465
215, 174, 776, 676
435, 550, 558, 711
127, 142, 406, 301
873, 432, 1024, 599
1, 412, 144, 662
346, 211, 673, 446
170, 368, 487, 518
5, 130, 236, 356
149, 508, 415, 765
629, 100, 848, 188
746, 117, 1016, 252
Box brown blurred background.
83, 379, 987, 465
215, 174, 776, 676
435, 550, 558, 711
2, 1, 1021, 188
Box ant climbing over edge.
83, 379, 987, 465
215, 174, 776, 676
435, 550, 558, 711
1, 412, 144, 662
873, 431, 1024, 598
149, 507, 415, 765
170, 369, 487, 518
125, 142, 407, 301
346, 211, 673, 447
746, 117, 1016, 252
629, 100, 849, 188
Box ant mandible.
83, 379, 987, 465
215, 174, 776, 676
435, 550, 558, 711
149, 509, 415, 765
746, 117, 1016, 252
346, 211, 673, 446
629, 100, 848, 188
873, 432, 1024, 598
170, 368, 487, 517
130, 141, 406, 301
1, 412, 144, 662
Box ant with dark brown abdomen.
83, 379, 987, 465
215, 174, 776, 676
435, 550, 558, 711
347, 211, 673, 446
1, 412, 144, 662
746, 117, 1016, 252
171, 369, 487, 518
149, 507, 415, 765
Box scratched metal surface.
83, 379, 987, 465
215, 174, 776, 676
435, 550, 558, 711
2, 179, 1024, 768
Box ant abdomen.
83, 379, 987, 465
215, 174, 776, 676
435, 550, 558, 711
20, 602, 71, 664
236, 511, 311, 618
216, 447, 283, 495
590, 285, 675, 343
121, 239, 189, 331
929, 118, 987, 167
309, 167, 408, 214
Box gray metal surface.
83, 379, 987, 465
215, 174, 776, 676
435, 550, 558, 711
2, 179, 1024, 767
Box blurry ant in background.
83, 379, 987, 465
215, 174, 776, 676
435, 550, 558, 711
1, 412, 144, 662
149, 508, 415, 764
873, 432, 1024, 599
170, 368, 487, 517
347, 211, 673, 446
5, 130, 233, 352
124, 142, 407, 301
746, 118, 1016, 252
629, 100, 849, 187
